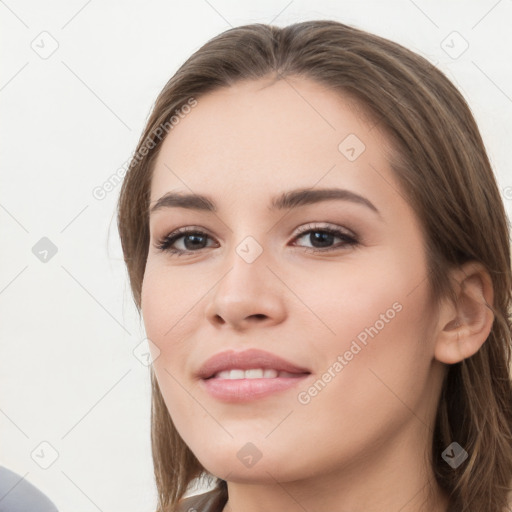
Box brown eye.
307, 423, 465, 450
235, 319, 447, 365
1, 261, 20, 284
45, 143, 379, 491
155, 228, 217, 255
292, 224, 359, 253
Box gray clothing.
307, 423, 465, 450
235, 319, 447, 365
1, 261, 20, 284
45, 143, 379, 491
0, 467, 58, 512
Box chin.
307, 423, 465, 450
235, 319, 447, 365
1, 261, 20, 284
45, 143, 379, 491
203, 463, 288, 484
195, 446, 311, 485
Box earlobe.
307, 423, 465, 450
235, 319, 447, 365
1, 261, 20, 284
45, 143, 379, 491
434, 262, 494, 365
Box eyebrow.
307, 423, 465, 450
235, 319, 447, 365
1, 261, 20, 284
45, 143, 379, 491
149, 187, 380, 216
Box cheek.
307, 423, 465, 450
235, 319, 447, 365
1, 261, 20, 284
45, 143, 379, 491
141, 262, 192, 345
264, 289, 435, 477
141, 264, 205, 412
141, 267, 182, 380
285, 255, 410, 350
293, 258, 435, 420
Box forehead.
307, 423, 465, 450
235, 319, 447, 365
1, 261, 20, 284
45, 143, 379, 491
150, 76, 396, 204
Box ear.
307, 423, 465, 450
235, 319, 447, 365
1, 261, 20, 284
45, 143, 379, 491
434, 261, 495, 365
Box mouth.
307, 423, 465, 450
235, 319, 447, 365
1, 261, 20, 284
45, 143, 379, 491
197, 349, 311, 402
197, 348, 311, 379
206, 368, 307, 380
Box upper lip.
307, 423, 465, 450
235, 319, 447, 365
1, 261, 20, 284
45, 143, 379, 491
197, 348, 311, 379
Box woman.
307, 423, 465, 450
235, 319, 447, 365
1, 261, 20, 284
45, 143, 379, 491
117, 20, 512, 512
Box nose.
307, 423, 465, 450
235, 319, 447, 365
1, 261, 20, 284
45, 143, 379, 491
205, 247, 287, 331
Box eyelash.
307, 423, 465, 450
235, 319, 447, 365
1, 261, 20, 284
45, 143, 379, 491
154, 223, 359, 257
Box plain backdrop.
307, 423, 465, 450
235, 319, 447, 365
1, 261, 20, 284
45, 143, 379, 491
1, 1, 511, 511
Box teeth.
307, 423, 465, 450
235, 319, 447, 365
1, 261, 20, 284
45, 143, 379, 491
213, 368, 298, 380
246, 369, 264, 378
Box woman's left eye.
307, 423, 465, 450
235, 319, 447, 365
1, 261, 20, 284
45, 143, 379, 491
293, 224, 359, 252
154, 224, 359, 256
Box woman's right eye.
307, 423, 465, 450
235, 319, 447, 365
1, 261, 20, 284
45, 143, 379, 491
155, 228, 216, 256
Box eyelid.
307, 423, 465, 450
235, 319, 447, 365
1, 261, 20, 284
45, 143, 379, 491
294, 222, 356, 238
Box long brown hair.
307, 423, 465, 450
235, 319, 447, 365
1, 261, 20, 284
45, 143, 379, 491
117, 20, 512, 511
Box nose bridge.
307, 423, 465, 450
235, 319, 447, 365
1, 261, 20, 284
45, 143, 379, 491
219, 233, 271, 295
205, 232, 285, 327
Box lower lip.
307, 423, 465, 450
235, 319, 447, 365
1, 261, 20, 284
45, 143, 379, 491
200, 375, 310, 402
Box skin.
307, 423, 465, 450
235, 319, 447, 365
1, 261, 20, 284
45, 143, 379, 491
141, 76, 494, 512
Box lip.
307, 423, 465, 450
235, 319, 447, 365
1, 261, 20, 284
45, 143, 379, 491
200, 375, 310, 402
197, 348, 311, 403
196, 348, 311, 379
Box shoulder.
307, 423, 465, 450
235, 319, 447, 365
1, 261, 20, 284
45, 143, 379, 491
0, 466, 59, 511
176, 487, 227, 512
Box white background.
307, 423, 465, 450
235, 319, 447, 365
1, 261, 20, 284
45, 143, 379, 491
1, 1, 511, 511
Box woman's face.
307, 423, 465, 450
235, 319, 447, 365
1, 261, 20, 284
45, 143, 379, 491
141, 76, 446, 485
